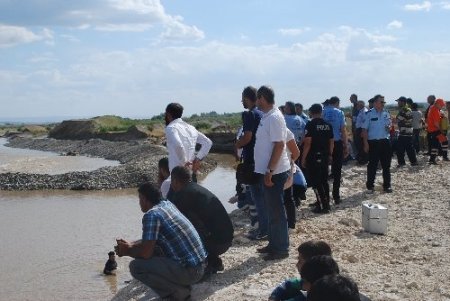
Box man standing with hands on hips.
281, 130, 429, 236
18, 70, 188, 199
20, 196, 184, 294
253, 85, 291, 261
164, 102, 212, 182
361, 95, 393, 194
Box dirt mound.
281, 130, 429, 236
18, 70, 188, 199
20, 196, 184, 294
48, 120, 151, 141
49, 120, 97, 140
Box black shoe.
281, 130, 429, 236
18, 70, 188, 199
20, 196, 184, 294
216, 263, 224, 272
334, 198, 341, 205
248, 232, 268, 241
383, 187, 393, 193
428, 160, 438, 165
299, 191, 307, 200
200, 265, 219, 281
263, 252, 289, 261
411, 162, 419, 166
312, 205, 323, 214
257, 246, 273, 254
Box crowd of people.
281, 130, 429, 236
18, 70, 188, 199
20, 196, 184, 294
107, 89, 449, 301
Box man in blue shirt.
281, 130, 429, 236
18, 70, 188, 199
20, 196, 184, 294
295, 103, 310, 123
115, 182, 207, 301
362, 95, 393, 193
285, 101, 306, 145
322, 96, 348, 204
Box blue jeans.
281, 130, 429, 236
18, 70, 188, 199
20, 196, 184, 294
262, 171, 289, 254
249, 179, 267, 235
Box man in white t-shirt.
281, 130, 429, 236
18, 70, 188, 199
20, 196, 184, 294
164, 103, 213, 181
254, 85, 291, 261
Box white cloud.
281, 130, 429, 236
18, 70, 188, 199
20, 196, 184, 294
0, 0, 203, 41
440, 2, 450, 9
159, 17, 205, 41
95, 23, 153, 32
404, 1, 432, 11
387, 20, 403, 29
2, 23, 450, 118
59, 34, 80, 43
278, 27, 311, 36
0, 24, 50, 48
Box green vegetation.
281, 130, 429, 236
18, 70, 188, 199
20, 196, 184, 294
2, 102, 428, 137
90, 112, 242, 134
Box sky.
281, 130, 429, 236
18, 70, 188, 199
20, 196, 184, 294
1, 0, 450, 121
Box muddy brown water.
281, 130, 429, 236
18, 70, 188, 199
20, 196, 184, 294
0, 143, 237, 301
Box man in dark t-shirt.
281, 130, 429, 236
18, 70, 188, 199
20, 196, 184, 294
170, 166, 234, 275
301, 104, 334, 214
235, 86, 267, 241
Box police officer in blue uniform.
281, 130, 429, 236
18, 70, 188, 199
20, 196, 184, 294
362, 95, 393, 193
322, 96, 348, 204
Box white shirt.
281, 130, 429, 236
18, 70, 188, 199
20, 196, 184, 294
160, 178, 171, 198
236, 126, 244, 158
285, 129, 295, 159
165, 118, 213, 172
254, 108, 291, 175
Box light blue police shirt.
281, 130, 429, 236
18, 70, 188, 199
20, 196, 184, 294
355, 107, 368, 129
300, 112, 310, 123
362, 108, 391, 140
285, 114, 306, 143
322, 106, 346, 141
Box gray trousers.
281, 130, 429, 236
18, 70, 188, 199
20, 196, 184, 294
129, 257, 205, 301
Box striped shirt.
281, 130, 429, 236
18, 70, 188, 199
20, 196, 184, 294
142, 200, 207, 267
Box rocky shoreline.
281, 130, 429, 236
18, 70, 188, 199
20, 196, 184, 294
111, 156, 450, 301
0, 137, 216, 190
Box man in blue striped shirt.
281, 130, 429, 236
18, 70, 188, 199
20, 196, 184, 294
115, 182, 207, 301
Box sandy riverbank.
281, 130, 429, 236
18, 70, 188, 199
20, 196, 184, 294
112, 155, 450, 301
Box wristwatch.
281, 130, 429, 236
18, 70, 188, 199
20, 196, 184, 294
266, 168, 274, 174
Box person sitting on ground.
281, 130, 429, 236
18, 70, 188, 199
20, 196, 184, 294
269, 240, 332, 301
157, 157, 171, 198
115, 182, 207, 301
307, 274, 362, 301
103, 251, 118, 275
170, 166, 234, 276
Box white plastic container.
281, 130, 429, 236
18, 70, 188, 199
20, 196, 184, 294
362, 203, 388, 234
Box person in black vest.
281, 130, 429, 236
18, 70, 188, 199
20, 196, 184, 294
169, 166, 234, 276
301, 104, 334, 214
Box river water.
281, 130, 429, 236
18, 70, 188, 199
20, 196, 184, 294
0, 143, 237, 301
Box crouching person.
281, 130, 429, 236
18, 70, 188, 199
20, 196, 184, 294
170, 166, 234, 277
115, 182, 207, 301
